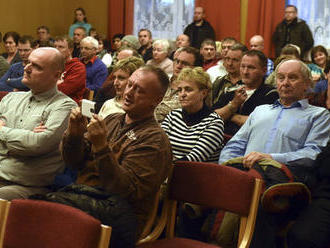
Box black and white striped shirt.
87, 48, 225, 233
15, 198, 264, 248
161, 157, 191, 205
161, 108, 224, 163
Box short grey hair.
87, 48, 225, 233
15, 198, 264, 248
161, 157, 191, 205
81, 36, 99, 49
152, 39, 170, 54
275, 59, 312, 84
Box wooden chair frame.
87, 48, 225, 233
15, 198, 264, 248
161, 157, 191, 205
138, 163, 263, 248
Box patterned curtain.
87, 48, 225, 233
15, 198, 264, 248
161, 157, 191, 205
288, 0, 330, 48
133, 0, 194, 40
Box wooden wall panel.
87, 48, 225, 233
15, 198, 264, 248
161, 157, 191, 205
0, 0, 108, 52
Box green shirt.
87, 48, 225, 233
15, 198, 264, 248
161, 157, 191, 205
0, 87, 77, 186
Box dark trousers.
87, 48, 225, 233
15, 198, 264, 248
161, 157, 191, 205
287, 198, 330, 248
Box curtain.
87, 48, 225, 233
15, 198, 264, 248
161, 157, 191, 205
245, 0, 285, 58
195, 0, 241, 41
288, 0, 330, 48
107, 0, 134, 41
133, 0, 194, 40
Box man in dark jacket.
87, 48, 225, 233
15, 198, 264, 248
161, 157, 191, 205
184, 6, 215, 49
273, 5, 314, 58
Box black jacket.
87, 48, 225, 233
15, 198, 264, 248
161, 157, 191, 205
273, 17, 314, 58
184, 20, 215, 49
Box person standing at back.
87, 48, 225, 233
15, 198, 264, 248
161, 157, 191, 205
184, 6, 215, 49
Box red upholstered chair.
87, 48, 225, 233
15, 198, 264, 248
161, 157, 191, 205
0, 199, 111, 248
138, 161, 263, 248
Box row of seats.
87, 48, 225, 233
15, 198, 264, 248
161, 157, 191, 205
0, 161, 262, 248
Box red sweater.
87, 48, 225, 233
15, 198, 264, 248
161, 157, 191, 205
57, 58, 86, 103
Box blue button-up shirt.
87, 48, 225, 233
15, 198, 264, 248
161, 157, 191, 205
219, 99, 330, 165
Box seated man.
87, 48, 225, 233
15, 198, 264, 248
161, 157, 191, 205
249, 35, 274, 77
200, 39, 219, 71
213, 50, 278, 135
54, 35, 86, 104
219, 59, 330, 248
80, 36, 108, 92
212, 43, 247, 105
0, 47, 77, 200
59, 65, 172, 243
36, 25, 54, 47
0, 35, 37, 91
207, 37, 237, 83
72, 26, 86, 58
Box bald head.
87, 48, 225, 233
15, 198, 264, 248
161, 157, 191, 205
22, 47, 65, 94
249, 35, 264, 51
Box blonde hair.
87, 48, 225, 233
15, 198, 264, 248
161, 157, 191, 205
177, 67, 212, 107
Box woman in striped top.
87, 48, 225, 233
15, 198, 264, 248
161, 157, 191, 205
161, 67, 224, 163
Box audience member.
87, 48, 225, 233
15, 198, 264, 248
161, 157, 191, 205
0, 56, 9, 79
94, 46, 141, 113
176, 34, 190, 49
147, 39, 173, 75
137, 29, 153, 62
54, 35, 86, 104
273, 5, 313, 58
96, 34, 112, 68
155, 46, 202, 122
80, 36, 108, 92
117, 46, 140, 61
212, 43, 247, 105
72, 26, 86, 58
121, 35, 140, 51
213, 50, 278, 135
0, 35, 38, 91
219, 59, 330, 247
265, 54, 298, 87
0, 32, 10, 78
36, 25, 54, 47
1, 31, 21, 65
200, 39, 219, 71
56, 65, 172, 245
0, 47, 77, 200
88, 27, 97, 38
169, 34, 190, 59
184, 6, 215, 49
68, 7, 92, 38
249, 35, 274, 76
98, 56, 144, 118
310, 61, 330, 110
311, 45, 328, 71
207, 37, 237, 83
111, 33, 124, 55
162, 67, 224, 163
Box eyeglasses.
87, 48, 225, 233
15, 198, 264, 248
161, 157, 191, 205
173, 59, 193, 67
18, 48, 32, 53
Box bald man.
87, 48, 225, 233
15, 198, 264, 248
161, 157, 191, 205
184, 6, 215, 49
0, 47, 77, 200
249, 35, 274, 76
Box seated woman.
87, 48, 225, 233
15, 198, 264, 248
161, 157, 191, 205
96, 34, 112, 68
1, 31, 21, 65
161, 67, 224, 163
98, 56, 144, 119
310, 61, 330, 110
147, 39, 173, 76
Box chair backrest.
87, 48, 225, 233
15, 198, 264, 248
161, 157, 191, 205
0, 199, 111, 248
138, 162, 262, 247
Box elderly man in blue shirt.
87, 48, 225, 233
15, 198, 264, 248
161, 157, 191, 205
219, 58, 330, 248
219, 59, 330, 169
